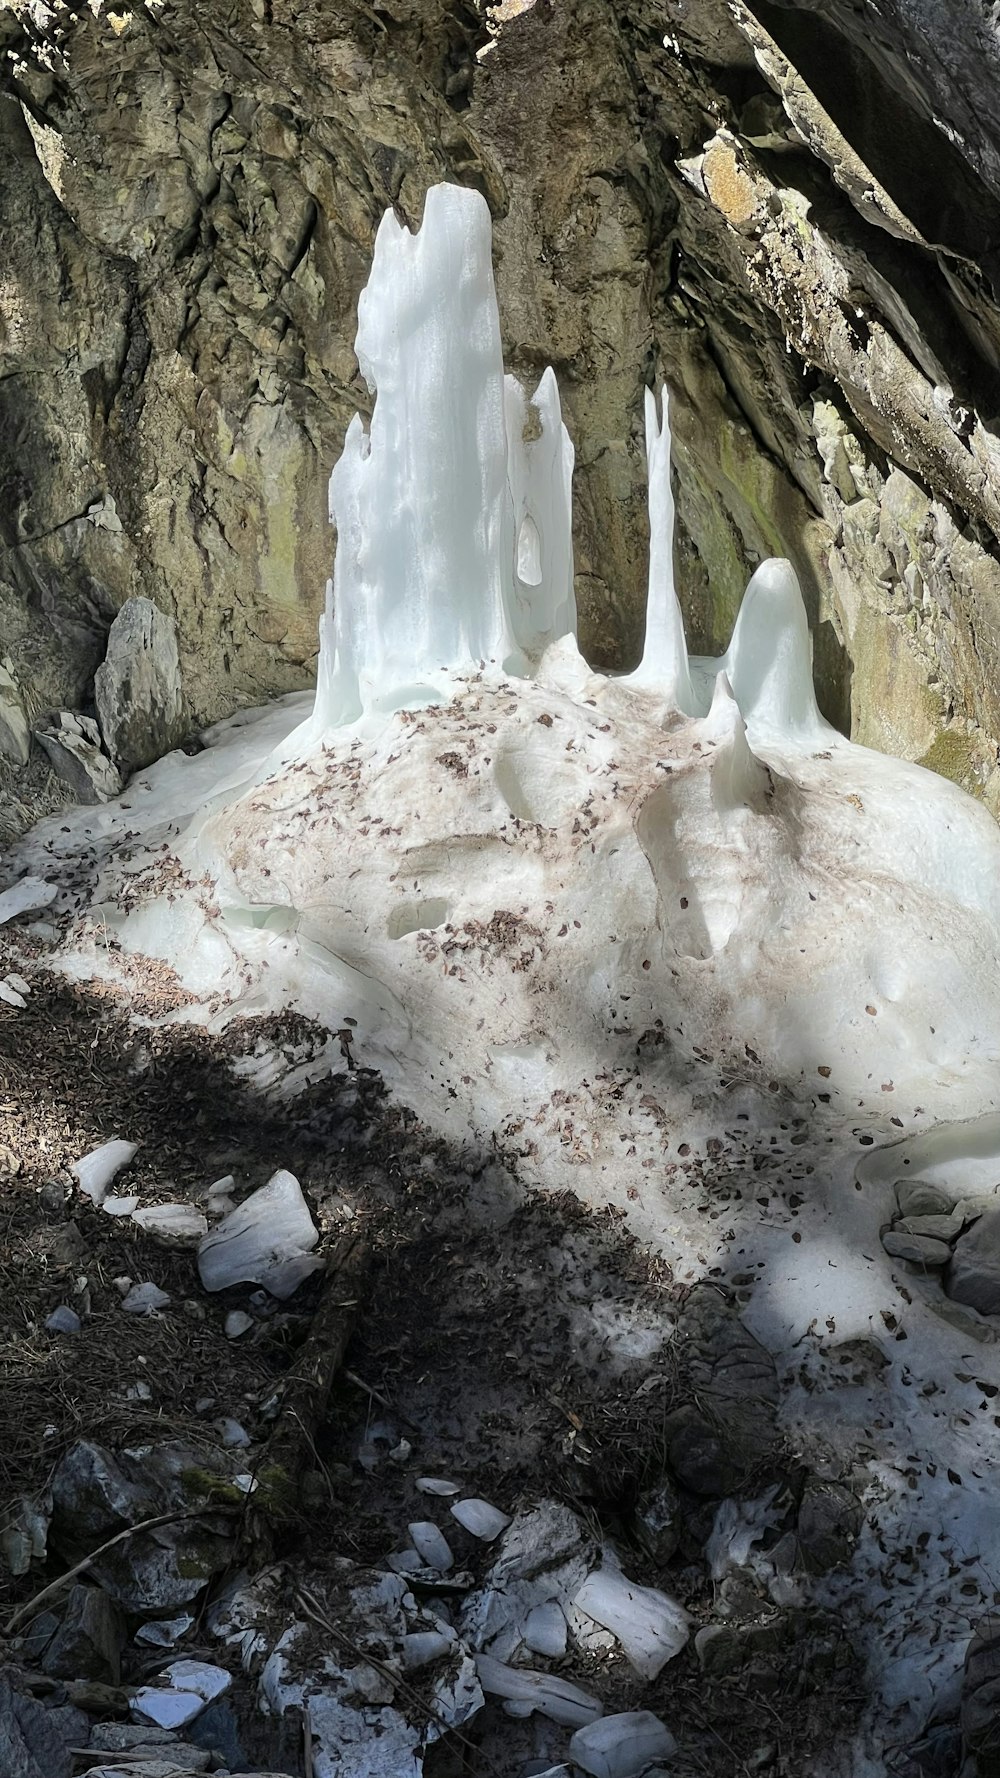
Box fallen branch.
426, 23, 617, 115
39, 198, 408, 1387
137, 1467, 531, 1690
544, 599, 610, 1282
255, 1231, 370, 1526
3, 1506, 238, 1638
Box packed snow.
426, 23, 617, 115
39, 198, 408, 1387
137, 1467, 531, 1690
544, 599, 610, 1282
9, 179, 1000, 1771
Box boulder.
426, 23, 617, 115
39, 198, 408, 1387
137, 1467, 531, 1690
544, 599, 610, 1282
94, 598, 186, 775
42, 1583, 124, 1683
0, 658, 30, 765
35, 712, 121, 803
947, 1209, 1000, 1316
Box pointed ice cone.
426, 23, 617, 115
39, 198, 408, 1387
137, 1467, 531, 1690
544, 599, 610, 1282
701, 671, 770, 812
626, 384, 696, 714
724, 557, 823, 741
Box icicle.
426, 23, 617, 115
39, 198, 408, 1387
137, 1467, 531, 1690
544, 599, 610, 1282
625, 384, 696, 713
503, 367, 577, 665
722, 557, 824, 741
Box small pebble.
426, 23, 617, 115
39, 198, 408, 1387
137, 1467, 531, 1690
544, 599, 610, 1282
224, 1310, 254, 1340
45, 1306, 81, 1335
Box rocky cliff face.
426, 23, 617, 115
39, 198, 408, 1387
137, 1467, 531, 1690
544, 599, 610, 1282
3, 0, 1000, 815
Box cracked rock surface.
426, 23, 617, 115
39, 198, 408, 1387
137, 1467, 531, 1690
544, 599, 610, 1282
5, 0, 1000, 811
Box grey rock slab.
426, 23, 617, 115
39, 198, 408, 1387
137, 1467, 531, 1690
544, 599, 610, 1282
895, 1209, 967, 1242
42, 1581, 124, 1683
947, 1206, 1000, 1314
0, 1674, 88, 1778
35, 712, 122, 804
0, 657, 30, 764
95, 598, 186, 774
894, 1179, 953, 1218
881, 1230, 952, 1266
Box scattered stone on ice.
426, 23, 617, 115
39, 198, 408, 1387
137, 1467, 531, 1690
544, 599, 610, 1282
881, 1230, 953, 1266
523, 1600, 568, 1657
417, 1477, 461, 1496
71, 1140, 138, 1206
0, 876, 56, 925
102, 1196, 140, 1217
197, 1169, 322, 1299
946, 1206, 1000, 1314
408, 1521, 454, 1570
473, 1653, 602, 1727
224, 1310, 254, 1340
121, 1282, 171, 1314
895, 1209, 968, 1242
450, 1498, 511, 1541
45, 1306, 81, 1335
0, 657, 30, 765
568, 1711, 678, 1778
35, 711, 122, 804
895, 1180, 952, 1219
135, 1613, 194, 1648
94, 597, 186, 775
131, 1203, 208, 1246
572, 1564, 689, 1679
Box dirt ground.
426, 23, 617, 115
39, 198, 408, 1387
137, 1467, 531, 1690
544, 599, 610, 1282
0, 955, 865, 1776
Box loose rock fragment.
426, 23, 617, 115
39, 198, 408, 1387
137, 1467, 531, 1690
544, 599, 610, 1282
131, 1203, 208, 1246
408, 1522, 454, 1571
36, 711, 122, 803
572, 1565, 689, 1678
474, 1653, 602, 1727
451, 1498, 511, 1541
121, 1281, 171, 1314
224, 1310, 253, 1340
568, 1710, 678, 1778
881, 1230, 952, 1266
45, 1306, 81, 1334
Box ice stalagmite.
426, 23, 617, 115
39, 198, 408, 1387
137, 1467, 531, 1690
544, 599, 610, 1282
625, 384, 696, 713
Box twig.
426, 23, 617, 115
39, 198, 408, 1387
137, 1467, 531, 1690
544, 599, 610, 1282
3, 1506, 237, 1637
343, 1368, 421, 1432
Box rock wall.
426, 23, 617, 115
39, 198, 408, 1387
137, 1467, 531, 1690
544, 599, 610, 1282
4, 0, 1000, 808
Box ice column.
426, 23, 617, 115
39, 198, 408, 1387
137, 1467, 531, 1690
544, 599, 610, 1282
503, 367, 577, 666
626, 384, 696, 713
316, 184, 518, 724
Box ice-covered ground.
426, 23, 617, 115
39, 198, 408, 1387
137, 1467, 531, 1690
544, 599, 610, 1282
8, 182, 1000, 1771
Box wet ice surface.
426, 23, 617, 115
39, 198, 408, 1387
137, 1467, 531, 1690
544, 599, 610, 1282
7, 182, 1000, 1773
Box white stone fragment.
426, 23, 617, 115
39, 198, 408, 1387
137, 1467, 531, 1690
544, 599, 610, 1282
121, 1281, 170, 1315
135, 1612, 194, 1647
408, 1522, 454, 1571
132, 1202, 209, 1245
387, 1549, 424, 1574
162, 1659, 232, 1703
71, 1138, 138, 1205
474, 1654, 602, 1728
0, 876, 56, 924
45, 1306, 80, 1334
401, 1630, 453, 1669
569, 1711, 678, 1778
217, 1418, 250, 1447
0, 981, 26, 1008
572, 1566, 689, 1679
450, 1498, 511, 1541
416, 1477, 461, 1496
197, 1169, 321, 1299
224, 1310, 254, 1340
523, 1600, 568, 1657
103, 1195, 141, 1217
3, 973, 30, 996
130, 1687, 204, 1730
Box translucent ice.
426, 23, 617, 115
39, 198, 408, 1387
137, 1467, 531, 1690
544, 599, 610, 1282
197, 1169, 320, 1299
408, 1522, 454, 1571
71, 1139, 138, 1206
572, 1565, 689, 1679
474, 1654, 602, 1728
0, 876, 56, 924
450, 1499, 511, 1541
